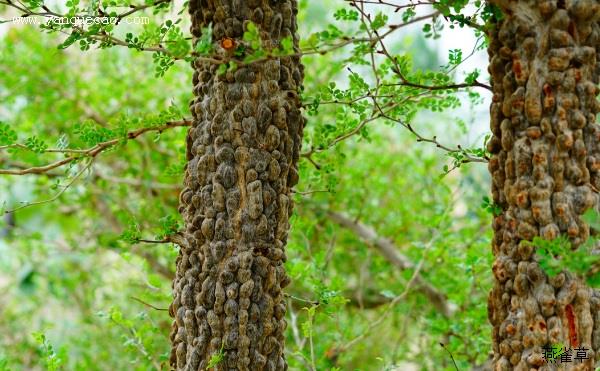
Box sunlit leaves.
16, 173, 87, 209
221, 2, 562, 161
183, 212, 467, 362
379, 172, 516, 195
157, 214, 180, 240
206, 343, 225, 369
24, 136, 48, 153
402, 7, 416, 23
73, 121, 114, 146
0, 123, 17, 145
120, 218, 141, 243
152, 51, 174, 77
447, 48, 462, 67
528, 234, 600, 283
32, 332, 65, 371
464, 69, 481, 84
243, 21, 261, 50
195, 23, 213, 55
480, 195, 501, 216
333, 8, 359, 21
371, 12, 388, 30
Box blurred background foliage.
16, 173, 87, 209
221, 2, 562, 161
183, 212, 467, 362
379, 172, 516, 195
0, 0, 495, 370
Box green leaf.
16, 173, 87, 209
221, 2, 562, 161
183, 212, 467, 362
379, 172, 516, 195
0, 123, 17, 145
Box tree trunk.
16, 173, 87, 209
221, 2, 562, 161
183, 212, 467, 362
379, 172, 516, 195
169, 1, 304, 369
487, 0, 600, 369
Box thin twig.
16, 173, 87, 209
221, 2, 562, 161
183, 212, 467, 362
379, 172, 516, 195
130, 296, 168, 311
5, 160, 92, 213
0, 120, 190, 176
440, 342, 460, 371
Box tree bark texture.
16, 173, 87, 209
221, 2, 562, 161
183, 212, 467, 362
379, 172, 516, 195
169, 1, 304, 369
487, 0, 600, 369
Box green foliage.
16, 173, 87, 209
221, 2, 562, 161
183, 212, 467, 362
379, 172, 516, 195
24, 136, 48, 153
157, 214, 180, 240
206, 342, 225, 369
1, 1, 502, 370
481, 195, 502, 216
527, 226, 600, 284
32, 332, 65, 371
371, 12, 388, 30
333, 8, 358, 22
195, 23, 213, 55
0, 354, 9, 371
152, 51, 175, 78
0, 123, 17, 145
120, 218, 142, 243
242, 21, 261, 50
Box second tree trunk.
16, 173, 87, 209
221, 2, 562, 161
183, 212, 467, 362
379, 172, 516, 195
487, 0, 600, 369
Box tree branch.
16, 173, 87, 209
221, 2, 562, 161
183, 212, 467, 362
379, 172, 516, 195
327, 210, 457, 318
0, 119, 191, 176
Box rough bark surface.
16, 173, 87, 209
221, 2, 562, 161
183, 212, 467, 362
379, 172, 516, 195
169, 1, 304, 369
487, 0, 600, 369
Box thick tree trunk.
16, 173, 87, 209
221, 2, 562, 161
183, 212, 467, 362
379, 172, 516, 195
169, 1, 304, 369
487, 0, 600, 369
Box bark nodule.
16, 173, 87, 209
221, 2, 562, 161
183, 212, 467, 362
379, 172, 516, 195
487, 0, 600, 369
169, 1, 304, 369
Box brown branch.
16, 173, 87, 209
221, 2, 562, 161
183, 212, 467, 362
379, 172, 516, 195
131, 245, 174, 280
90, 192, 176, 281
0, 119, 191, 176
137, 232, 189, 250
373, 103, 489, 164
4, 160, 93, 214
386, 74, 492, 92
286, 290, 400, 311
327, 210, 456, 318
331, 231, 435, 356
130, 296, 168, 311
115, 0, 171, 21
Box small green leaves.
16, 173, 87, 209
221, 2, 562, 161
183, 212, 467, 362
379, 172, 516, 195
276, 36, 294, 56
402, 8, 416, 22
447, 49, 462, 67
481, 3, 503, 23
421, 17, 444, 39
152, 51, 174, 77
243, 21, 261, 50
58, 31, 83, 50
333, 8, 359, 21
120, 219, 141, 244
0, 123, 17, 145
582, 208, 600, 231
163, 22, 190, 58
125, 32, 143, 50
24, 136, 48, 153
465, 69, 481, 84
206, 342, 225, 369
164, 161, 185, 176
371, 12, 388, 30
216, 63, 228, 76
73, 121, 113, 146
32, 332, 64, 371
157, 215, 180, 240
527, 234, 600, 282
481, 196, 502, 216
195, 23, 213, 55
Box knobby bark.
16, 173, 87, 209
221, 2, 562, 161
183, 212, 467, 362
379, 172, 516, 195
487, 0, 600, 369
169, 1, 304, 369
